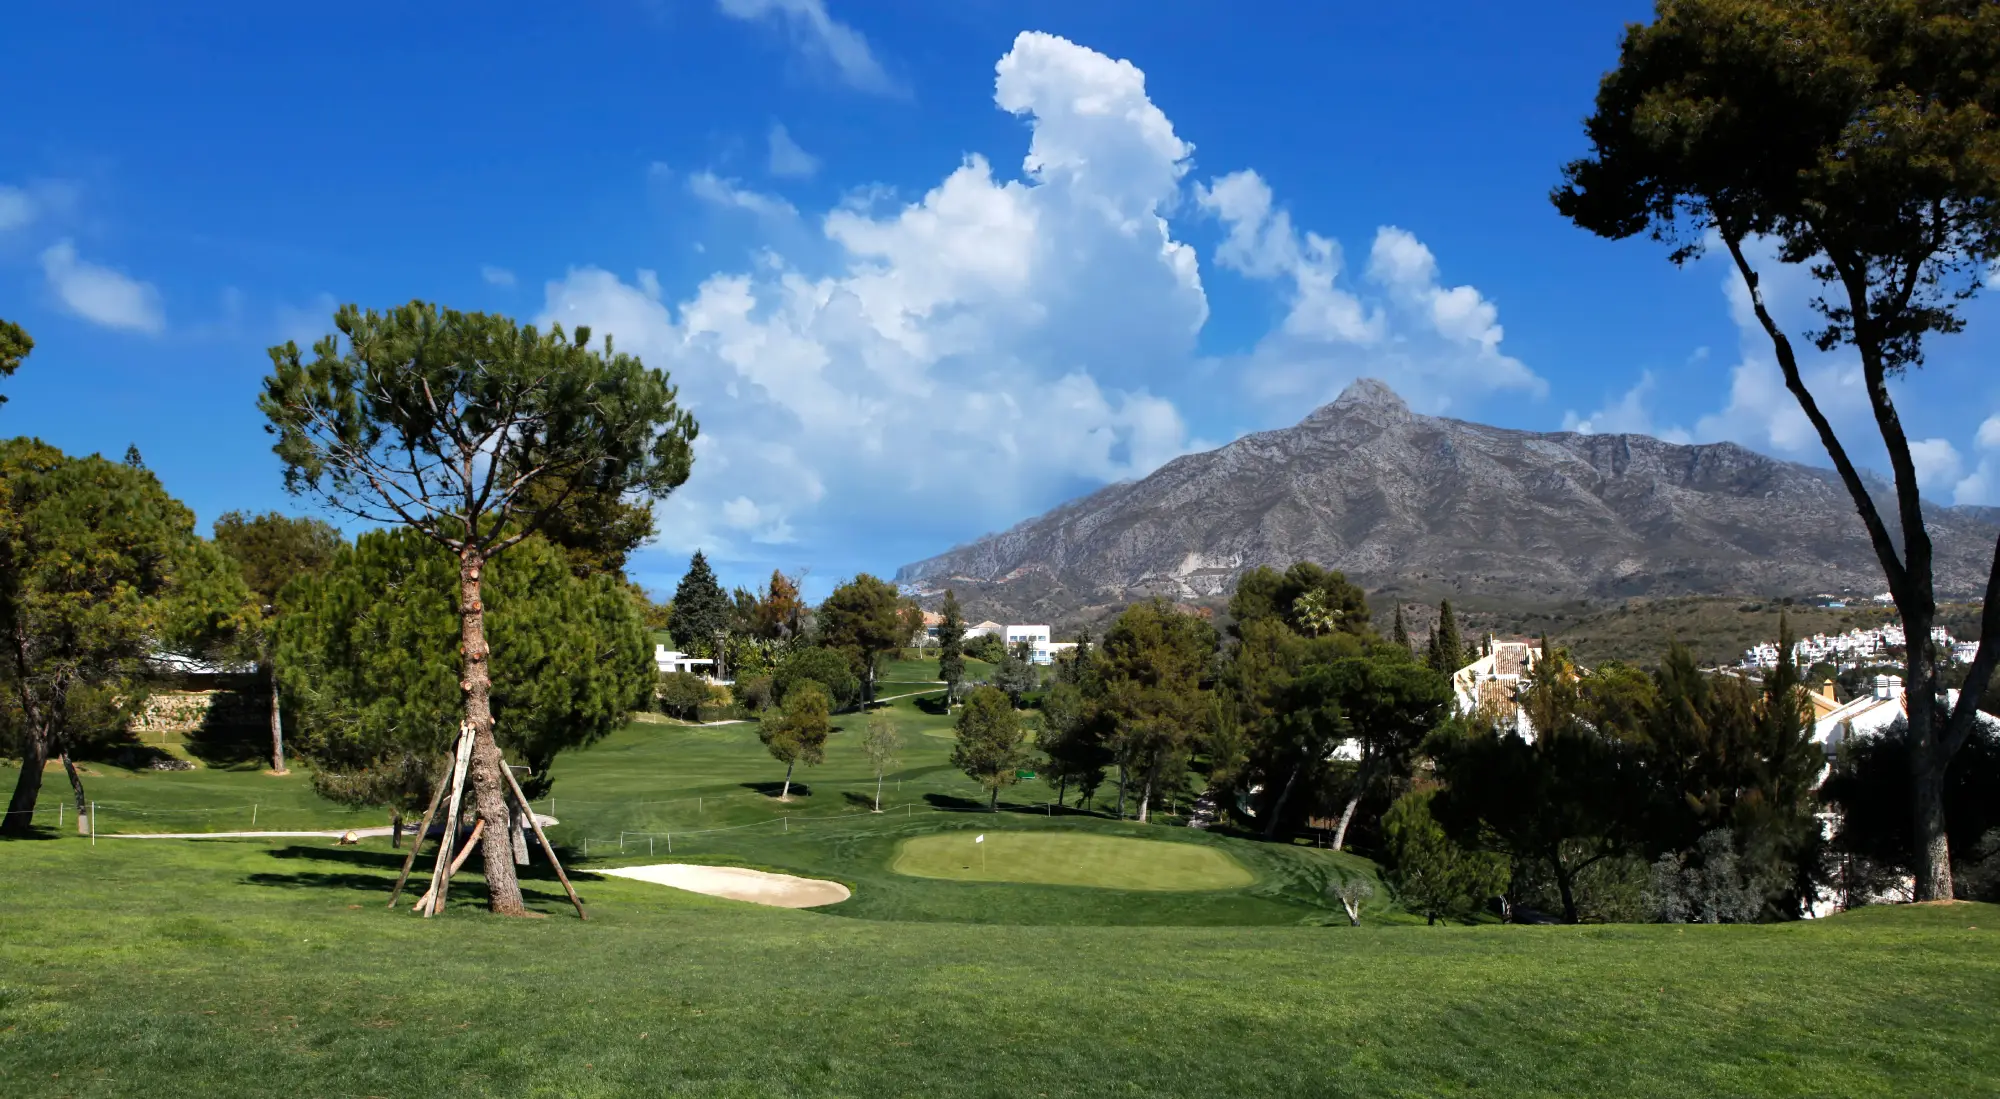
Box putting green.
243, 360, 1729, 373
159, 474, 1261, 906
892, 832, 1255, 891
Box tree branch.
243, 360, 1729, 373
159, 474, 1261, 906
1722, 234, 1910, 597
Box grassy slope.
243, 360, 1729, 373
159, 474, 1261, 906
0, 839, 1994, 1098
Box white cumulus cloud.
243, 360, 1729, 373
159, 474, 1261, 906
716, 0, 898, 95
39, 240, 165, 334
1196, 170, 1542, 411
542, 31, 1210, 565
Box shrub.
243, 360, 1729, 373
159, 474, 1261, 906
775, 647, 860, 711
657, 671, 711, 721
735, 675, 776, 713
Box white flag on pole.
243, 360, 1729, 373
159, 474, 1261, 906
975, 834, 985, 843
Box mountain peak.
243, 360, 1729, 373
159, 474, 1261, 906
1304, 377, 1413, 425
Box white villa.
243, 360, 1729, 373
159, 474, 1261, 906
915, 617, 1067, 665
654, 645, 729, 684
1451, 639, 1545, 739
1005, 624, 1054, 665
1810, 674, 2000, 763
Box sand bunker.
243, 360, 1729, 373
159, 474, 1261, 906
595, 863, 850, 908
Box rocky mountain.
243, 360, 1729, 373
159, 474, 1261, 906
896, 379, 2000, 627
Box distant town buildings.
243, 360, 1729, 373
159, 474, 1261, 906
1739, 624, 1959, 671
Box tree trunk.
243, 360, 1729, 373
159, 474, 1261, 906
1264, 761, 1304, 841
1137, 764, 1155, 823
391, 811, 403, 849
1552, 851, 1580, 925
3, 720, 50, 836
459, 548, 526, 916
2, 628, 51, 836
989, 785, 998, 813
60, 747, 88, 836
1330, 790, 1363, 853
268, 663, 287, 774
874, 772, 883, 812
781, 759, 794, 801
1905, 635, 1955, 901
1115, 763, 1127, 820
1911, 739, 1953, 901
1057, 776, 1067, 810
1331, 747, 1377, 852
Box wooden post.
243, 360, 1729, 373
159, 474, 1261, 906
442, 819, 485, 878
419, 726, 477, 918
388, 767, 450, 908
499, 760, 587, 921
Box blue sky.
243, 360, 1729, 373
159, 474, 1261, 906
6, 0, 1999, 601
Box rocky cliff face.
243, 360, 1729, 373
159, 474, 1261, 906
896, 379, 2000, 622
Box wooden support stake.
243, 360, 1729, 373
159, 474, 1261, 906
499, 761, 587, 921
418, 726, 477, 918
443, 819, 485, 879
387, 766, 450, 908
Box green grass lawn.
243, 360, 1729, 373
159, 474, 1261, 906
893, 831, 1256, 890
6, 692, 2000, 1096
0, 838, 1994, 1098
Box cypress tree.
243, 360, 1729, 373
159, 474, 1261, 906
1392, 604, 1411, 651
1434, 600, 1465, 674
937, 589, 966, 702
667, 550, 731, 657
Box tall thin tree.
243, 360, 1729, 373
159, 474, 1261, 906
259, 302, 696, 915
1554, 0, 2000, 899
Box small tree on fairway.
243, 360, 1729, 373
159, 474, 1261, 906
212, 510, 344, 774
937, 590, 967, 703
863, 712, 900, 812
1384, 789, 1511, 925
1554, 0, 2000, 901
818, 575, 904, 704
668, 550, 730, 658
760, 680, 830, 800
953, 685, 1030, 811
259, 302, 696, 915
1329, 875, 1374, 927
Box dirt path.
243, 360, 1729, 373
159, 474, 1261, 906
108, 813, 558, 840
